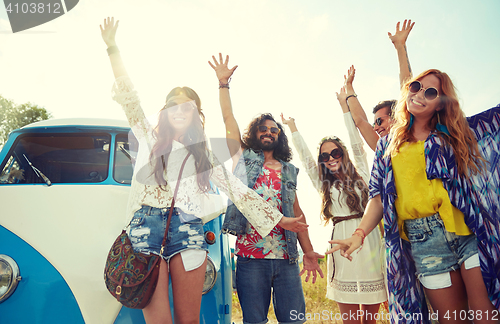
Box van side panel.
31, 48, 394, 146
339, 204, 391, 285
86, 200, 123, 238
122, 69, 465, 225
0, 225, 85, 323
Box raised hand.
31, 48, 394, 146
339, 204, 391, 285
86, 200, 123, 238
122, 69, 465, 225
100, 17, 119, 47
208, 53, 238, 84
336, 86, 347, 103
280, 113, 298, 132
299, 251, 325, 284
278, 214, 309, 233
344, 65, 355, 87
388, 19, 415, 47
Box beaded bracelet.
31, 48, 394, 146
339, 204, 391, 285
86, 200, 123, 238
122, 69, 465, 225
219, 77, 231, 89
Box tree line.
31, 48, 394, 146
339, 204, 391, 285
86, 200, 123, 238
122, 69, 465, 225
0, 95, 51, 146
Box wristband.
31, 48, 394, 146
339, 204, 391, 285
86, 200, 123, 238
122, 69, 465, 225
219, 77, 231, 89
107, 46, 119, 56
346, 94, 357, 102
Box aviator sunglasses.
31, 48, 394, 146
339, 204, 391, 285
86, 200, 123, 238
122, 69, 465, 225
319, 148, 343, 162
373, 115, 390, 127
258, 125, 281, 135
408, 80, 439, 101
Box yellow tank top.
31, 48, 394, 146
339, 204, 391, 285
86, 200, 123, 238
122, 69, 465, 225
391, 141, 472, 240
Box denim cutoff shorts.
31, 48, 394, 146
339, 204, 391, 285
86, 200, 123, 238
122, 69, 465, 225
404, 213, 478, 288
127, 206, 208, 262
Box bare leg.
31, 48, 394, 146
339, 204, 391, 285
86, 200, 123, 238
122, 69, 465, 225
143, 259, 173, 324
337, 303, 361, 324
170, 252, 207, 324
360, 304, 381, 324
460, 264, 497, 324
424, 270, 470, 324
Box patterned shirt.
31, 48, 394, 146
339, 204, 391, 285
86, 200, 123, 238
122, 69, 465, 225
235, 165, 288, 259
370, 105, 500, 323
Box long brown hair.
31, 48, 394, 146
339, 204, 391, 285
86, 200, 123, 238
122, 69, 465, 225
149, 87, 211, 192
387, 69, 484, 176
318, 137, 368, 223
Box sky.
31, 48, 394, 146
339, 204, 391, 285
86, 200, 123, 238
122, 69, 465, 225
1, 0, 500, 253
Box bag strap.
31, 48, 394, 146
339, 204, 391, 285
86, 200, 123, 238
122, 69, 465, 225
159, 152, 192, 255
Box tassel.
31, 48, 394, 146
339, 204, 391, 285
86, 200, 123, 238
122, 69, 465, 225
408, 113, 414, 130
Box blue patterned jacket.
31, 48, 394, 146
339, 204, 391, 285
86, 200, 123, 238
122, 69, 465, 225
369, 105, 500, 323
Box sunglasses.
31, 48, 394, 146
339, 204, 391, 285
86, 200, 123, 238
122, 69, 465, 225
408, 81, 439, 101
258, 125, 281, 135
373, 115, 390, 127
319, 148, 343, 162
164, 100, 196, 113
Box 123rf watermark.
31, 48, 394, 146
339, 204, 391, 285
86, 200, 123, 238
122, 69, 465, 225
2, 0, 79, 33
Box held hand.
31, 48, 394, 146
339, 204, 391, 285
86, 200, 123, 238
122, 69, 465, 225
326, 235, 362, 261
278, 214, 309, 233
299, 251, 325, 284
100, 17, 119, 47
344, 65, 355, 86
388, 19, 415, 47
336, 86, 347, 103
208, 53, 238, 84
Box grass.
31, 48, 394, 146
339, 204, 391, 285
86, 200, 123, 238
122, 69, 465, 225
232, 259, 390, 323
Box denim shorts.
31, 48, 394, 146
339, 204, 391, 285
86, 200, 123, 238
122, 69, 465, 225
236, 257, 306, 324
127, 206, 208, 262
404, 213, 478, 288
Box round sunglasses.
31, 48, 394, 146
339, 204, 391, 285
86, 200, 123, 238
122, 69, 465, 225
319, 148, 343, 162
258, 125, 281, 135
408, 81, 439, 101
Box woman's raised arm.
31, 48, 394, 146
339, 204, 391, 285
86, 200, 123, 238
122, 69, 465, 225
100, 17, 128, 79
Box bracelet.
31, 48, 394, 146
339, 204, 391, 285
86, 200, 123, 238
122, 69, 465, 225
354, 227, 366, 238
107, 46, 119, 56
352, 228, 366, 245
219, 77, 231, 89
346, 94, 357, 102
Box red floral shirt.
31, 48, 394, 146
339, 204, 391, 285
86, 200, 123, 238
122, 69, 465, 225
235, 165, 288, 259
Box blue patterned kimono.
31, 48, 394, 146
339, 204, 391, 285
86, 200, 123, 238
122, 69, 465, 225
369, 105, 500, 323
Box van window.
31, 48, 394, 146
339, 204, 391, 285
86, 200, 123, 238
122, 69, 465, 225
0, 134, 111, 184
113, 133, 137, 184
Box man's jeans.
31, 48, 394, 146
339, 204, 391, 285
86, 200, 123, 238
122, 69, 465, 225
236, 257, 306, 324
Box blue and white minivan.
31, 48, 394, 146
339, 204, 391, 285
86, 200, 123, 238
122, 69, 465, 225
0, 118, 232, 323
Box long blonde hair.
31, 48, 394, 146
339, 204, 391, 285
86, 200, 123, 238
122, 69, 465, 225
387, 69, 484, 176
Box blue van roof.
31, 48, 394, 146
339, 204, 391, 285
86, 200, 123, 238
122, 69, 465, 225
22, 118, 129, 129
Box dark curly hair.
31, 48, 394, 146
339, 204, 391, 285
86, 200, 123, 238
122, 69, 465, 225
241, 113, 292, 162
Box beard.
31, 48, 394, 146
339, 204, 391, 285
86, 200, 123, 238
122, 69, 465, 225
257, 135, 278, 151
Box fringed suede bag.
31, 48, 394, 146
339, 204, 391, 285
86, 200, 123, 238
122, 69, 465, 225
104, 153, 191, 308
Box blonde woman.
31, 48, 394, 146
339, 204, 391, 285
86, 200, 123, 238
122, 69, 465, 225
329, 68, 500, 323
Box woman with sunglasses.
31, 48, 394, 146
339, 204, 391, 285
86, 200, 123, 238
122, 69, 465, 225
328, 68, 500, 323
100, 17, 307, 324
281, 87, 386, 324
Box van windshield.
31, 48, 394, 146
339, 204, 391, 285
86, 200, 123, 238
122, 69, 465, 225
0, 134, 111, 184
